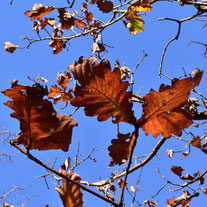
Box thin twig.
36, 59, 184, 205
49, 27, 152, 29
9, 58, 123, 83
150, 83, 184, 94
9, 140, 119, 207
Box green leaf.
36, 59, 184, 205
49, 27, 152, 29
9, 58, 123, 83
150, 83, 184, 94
127, 10, 144, 34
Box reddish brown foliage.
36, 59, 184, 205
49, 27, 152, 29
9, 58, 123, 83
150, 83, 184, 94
56, 166, 83, 207
108, 133, 136, 166
138, 71, 203, 138
171, 166, 184, 177
96, 0, 114, 13
69, 57, 135, 124
25, 4, 55, 21
2, 84, 77, 151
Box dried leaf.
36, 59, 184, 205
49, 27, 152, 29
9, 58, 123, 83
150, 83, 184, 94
198, 172, 205, 185
75, 18, 87, 27
166, 149, 174, 159
129, 0, 152, 12
143, 200, 157, 207
138, 72, 203, 138
58, 9, 75, 29
167, 196, 176, 206
25, 4, 55, 21
108, 133, 136, 166
69, 57, 135, 124
85, 11, 93, 24
118, 178, 128, 189
191, 136, 201, 148
4, 42, 20, 53
49, 31, 66, 54
56, 166, 83, 207
171, 166, 184, 177
96, 0, 114, 13
200, 187, 207, 194
48, 85, 62, 97
57, 72, 72, 90
2, 84, 77, 151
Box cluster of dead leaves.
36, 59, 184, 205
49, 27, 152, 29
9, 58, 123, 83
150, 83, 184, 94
48, 72, 73, 104
2, 83, 77, 151
167, 190, 198, 207
171, 166, 205, 185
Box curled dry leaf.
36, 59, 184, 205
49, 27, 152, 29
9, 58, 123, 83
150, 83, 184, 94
4, 42, 20, 53
25, 4, 55, 21
108, 133, 136, 166
166, 149, 174, 159
2, 84, 77, 151
69, 57, 135, 124
138, 71, 203, 138
56, 166, 83, 207
171, 166, 184, 177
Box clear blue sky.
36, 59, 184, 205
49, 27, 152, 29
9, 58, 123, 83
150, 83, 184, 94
1, 1, 207, 206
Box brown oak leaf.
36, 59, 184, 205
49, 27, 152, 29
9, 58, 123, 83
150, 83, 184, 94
56, 166, 83, 207
138, 71, 203, 138
108, 133, 136, 166
69, 57, 135, 124
25, 4, 55, 21
2, 84, 77, 151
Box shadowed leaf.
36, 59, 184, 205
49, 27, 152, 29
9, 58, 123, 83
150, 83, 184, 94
108, 133, 136, 166
138, 71, 203, 138
171, 166, 184, 177
69, 57, 135, 124
2, 84, 77, 151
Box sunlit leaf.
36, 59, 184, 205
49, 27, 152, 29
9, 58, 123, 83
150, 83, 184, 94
69, 57, 136, 124
126, 9, 144, 34
25, 4, 55, 21
138, 71, 203, 138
